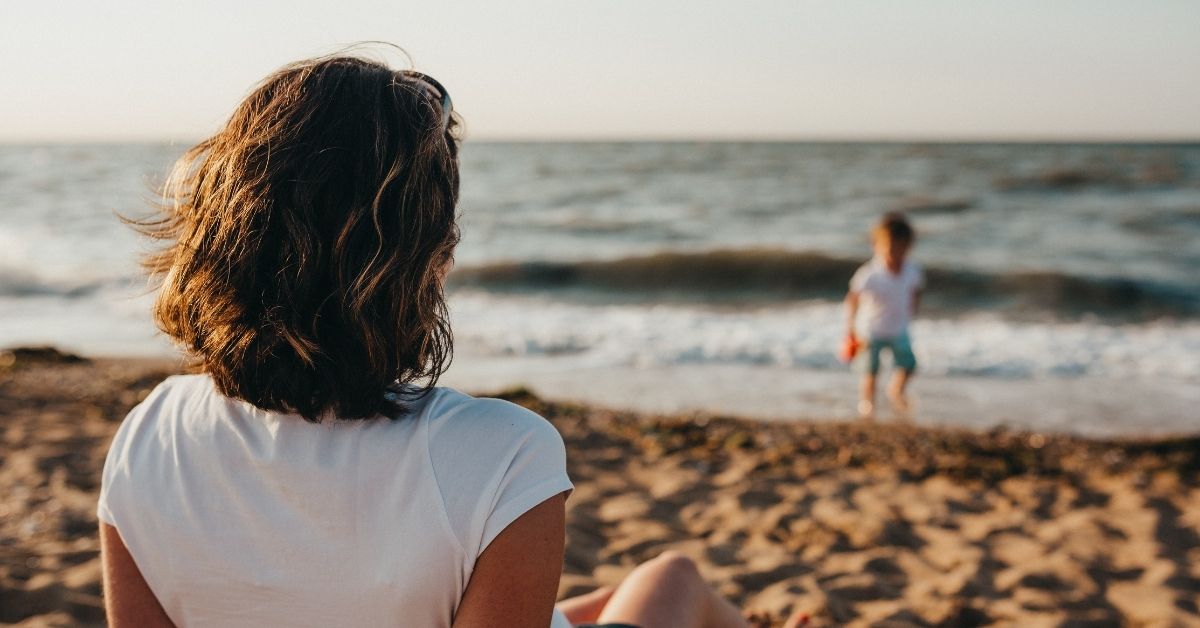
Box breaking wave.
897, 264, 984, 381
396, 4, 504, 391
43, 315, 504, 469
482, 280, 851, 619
449, 249, 1200, 320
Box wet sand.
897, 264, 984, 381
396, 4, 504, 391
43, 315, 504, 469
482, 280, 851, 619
2, 348, 1198, 626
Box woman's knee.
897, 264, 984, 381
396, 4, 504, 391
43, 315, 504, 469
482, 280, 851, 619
643, 551, 700, 582
598, 553, 704, 626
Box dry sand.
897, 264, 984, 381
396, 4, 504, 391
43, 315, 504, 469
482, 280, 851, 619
2, 347, 1198, 627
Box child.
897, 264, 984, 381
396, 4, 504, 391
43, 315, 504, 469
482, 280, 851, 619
844, 212, 924, 418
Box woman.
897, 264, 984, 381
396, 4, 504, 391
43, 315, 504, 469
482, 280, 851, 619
100, 51, 765, 628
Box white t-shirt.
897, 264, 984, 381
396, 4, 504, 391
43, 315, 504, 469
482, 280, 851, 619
849, 257, 924, 340
98, 374, 574, 628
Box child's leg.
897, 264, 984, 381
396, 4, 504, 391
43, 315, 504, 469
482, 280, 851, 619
858, 340, 883, 417
887, 335, 917, 411
887, 369, 911, 408
859, 374, 877, 418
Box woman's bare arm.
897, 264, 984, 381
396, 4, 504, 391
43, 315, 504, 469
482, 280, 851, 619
452, 493, 567, 628
100, 522, 175, 628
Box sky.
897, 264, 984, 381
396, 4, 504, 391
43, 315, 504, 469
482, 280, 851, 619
1, 1, 1198, 142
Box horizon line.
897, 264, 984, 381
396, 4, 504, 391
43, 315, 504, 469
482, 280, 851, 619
2, 134, 1199, 146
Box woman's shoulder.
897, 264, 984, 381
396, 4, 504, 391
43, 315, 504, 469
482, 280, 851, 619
419, 388, 571, 567
117, 374, 215, 427
99, 374, 227, 515
422, 387, 562, 447
146, 372, 219, 399
125, 373, 242, 428
421, 388, 567, 486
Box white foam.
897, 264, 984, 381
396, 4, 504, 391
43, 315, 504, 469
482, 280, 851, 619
0, 288, 169, 357
449, 291, 1200, 382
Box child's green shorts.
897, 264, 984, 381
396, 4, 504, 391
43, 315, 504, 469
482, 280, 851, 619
861, 333, 917, 374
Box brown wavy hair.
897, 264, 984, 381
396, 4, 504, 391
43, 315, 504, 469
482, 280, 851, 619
136, 52, 462, 422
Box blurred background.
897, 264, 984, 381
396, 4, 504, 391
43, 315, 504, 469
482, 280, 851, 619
2, 1, 1198, 436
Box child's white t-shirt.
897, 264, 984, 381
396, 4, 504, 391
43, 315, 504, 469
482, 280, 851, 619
849, 257, 924, 340
98, 374, 574, 628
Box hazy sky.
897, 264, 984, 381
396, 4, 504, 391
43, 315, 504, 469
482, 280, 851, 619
2, 1, 1198, 141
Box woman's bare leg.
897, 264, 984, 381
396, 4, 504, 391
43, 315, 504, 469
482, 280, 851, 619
594, 552, 748, 628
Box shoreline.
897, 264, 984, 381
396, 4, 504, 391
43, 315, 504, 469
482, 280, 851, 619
15, 343, 1195, 440
1, 348, 1198, 625
441, 353, 1200, 440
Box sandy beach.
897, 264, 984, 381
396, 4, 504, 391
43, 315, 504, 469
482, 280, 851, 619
2, 347, 1198, 627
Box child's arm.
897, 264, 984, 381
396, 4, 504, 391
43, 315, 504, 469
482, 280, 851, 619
911, 264, 925, 319
844, 291, 860, 339
839, 291, 862, 363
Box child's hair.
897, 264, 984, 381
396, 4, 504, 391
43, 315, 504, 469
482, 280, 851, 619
135, 52, 462, 422
873, 212, 915, 245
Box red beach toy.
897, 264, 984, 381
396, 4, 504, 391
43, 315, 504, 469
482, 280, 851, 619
838, 333, 861, 364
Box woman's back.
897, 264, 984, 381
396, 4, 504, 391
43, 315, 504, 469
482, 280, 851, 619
99, 374, 571, 627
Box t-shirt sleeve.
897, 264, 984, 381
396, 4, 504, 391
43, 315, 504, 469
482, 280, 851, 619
910, 262, 925, 290
426, 394, 573, 577
97, 416, 133, 526
97, 384, 166, 527
849, 264, 870, 293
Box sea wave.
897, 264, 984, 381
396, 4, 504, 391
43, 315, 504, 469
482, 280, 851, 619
448, 249, 1200, 320
448, 292, 1200, 382
0, 269, 109, 298
992, 155, 1197, 191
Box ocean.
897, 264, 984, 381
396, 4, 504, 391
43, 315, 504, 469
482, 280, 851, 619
2, 142, 1198, 436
